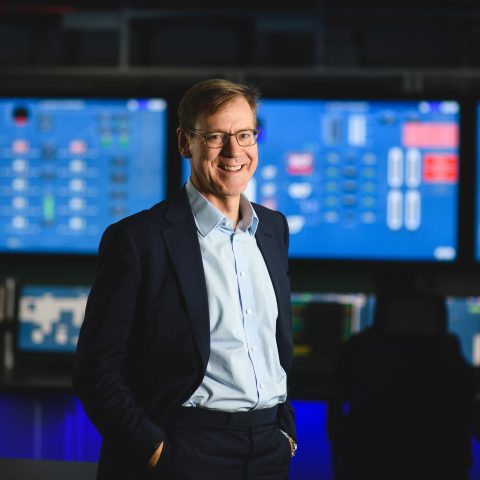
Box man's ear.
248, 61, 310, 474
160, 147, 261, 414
177, 127, 191, 158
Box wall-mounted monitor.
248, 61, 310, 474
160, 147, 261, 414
16, 284, 89, 354
257, 99, 459, 261
0, 97, 167, 254
183, 99, 460, 261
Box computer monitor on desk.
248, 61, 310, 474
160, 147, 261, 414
0, 283, 90, 390
289, 293, 479, 385
447, 296, 480, 366
0, 284, 90, 388
16, 284, 89, 354
290, 292, 375, 397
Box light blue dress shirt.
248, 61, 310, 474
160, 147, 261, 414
183, 180, 287, 412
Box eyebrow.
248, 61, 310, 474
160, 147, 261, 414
198, 126, 255, 133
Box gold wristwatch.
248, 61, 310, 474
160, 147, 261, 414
287, 436, 298, 457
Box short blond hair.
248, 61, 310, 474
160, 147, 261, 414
177, 78, 260, 129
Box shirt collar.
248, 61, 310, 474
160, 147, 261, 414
185, 179, 259, 237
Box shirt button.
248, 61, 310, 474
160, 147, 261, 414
250, 345, 257, 352
240, 271, 246, 277
260, 383, 265, 389
246, 308, 252, 315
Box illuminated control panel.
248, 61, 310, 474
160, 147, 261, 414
254, 99, 459, 261
0, 98, 167, 254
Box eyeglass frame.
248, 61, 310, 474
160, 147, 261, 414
183, 127, 260, 149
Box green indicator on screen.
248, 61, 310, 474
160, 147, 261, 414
101, 135, 113, 146
43, 194, 55, 223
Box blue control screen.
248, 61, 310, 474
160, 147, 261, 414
184, 99, 459, 261
17, 285, 90, 353
0, 98, 167, 254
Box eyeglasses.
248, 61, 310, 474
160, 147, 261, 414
184, 128, 259, 149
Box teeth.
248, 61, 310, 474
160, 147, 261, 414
221, 165, 242, 171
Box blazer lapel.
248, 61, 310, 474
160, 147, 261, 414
255, 218, 293, 370
255, 222, 290, 325
162, 190, 210, 369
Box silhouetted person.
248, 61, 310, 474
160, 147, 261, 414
327, 290, 475, 480
301, 301, 345, 368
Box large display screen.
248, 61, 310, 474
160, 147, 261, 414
0, 97, 167, 254
183, 99, 460, 261
257, 99, 459, 260
17, 284, 90, 354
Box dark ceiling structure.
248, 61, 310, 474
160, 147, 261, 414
1, 1, 480, 95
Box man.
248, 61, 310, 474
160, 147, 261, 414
73, 78, 296, 480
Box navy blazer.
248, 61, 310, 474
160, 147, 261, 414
73, 188, 296, 479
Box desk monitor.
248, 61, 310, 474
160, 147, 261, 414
16, 285, 89, 354
446, 296, 480, 366
291, 292, 375, 367
0, 97, 167, 254
475, 103, 480, 261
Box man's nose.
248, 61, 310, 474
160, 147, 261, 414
221, 134, 242, 156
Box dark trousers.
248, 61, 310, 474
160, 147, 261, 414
150, 406, 291, 480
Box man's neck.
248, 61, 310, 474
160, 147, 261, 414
188, 179, 243, 229
209, 195, 241, 229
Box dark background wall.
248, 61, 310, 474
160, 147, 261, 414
1, 0, 480, 71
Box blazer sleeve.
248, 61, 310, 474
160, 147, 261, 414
73, 222, 165, 464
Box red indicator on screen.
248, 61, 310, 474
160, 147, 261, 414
13, 107, 29, 126
12, 139, 29, 154
286, 152, 314, 175
69, 140, 87, 155
403, 123, 458, 148
423, 154, 458, 183
14, 115, 28, 126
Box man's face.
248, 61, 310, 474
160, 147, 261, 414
181, 96, 258, 208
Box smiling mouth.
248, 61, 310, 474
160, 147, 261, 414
219, 164, 243, 172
